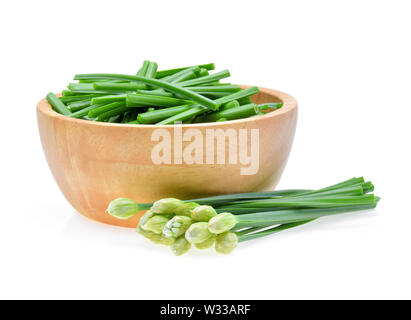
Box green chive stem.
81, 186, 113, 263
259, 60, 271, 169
46, 92, 71, 116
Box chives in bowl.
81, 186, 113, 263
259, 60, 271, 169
45, 60, 283, 125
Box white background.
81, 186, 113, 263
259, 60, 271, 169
0, 0, 410, 300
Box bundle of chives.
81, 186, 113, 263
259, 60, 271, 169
105, 177, 380, 255
45, 60, 283, 124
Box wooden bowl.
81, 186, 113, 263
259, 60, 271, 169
37, 86, 297, 228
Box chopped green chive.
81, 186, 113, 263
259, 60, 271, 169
46, 92, 71, 116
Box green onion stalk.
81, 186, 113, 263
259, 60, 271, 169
106, 177, 370, 214
106, 177, 380, 256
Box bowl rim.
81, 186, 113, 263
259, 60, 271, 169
37, 85, 297, 128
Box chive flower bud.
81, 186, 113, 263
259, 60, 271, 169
163, 216, 193, 238
141, 215, 170, 234
106, 198, 139, 219
215, 232, 238, 254
194, 235, 217, 250
174, 202, 199, 217
138, 210, 155, 229
191, 205, 217, 222
185, 222, 213, 244
151, 198, 185, 214
171, 236, 191, 256
208, 212, 237, 234
137, 225, 175, 246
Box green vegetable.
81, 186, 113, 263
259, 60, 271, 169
95, 105, 129, 121
189, 189, 311, 206
93, 82, 146, 91
138, 210, 155, 229
137, 225, 175, 246
198, 68, 209, 77
137, 60, 150, 76
186, 85, 241, 93
68, 83, 124, 94
68, 99, 92, 112
156, 63, 215, 78
141, 215, 170, 234
202, 92, 234, 99
155, 105, 206, 124
233, 202, 379, 229
191, 205, 217, 222
201, 103, 258, 122
165, 66, 200, 83
178, 70, 231, 87
46, 61, 286, 124
259, 102, 283, 110
78, 79, 124, 84
237, 96, 252, 105
126, 93, 193, 107
91, 94, 127, 105
194, 235, 217, 250
215, 232, 238, 254
225, 194, 377, 209
46, 92, 71, 116
145, 61, 158, 79
69, 103, 105, 118
62, 89, 74, 96
74, 73, 220, 110
174, 202, 200, 217
185, 222, 214, 244
163, 216, 193, 238
171, 236, 192, 256
221, 100, 240, 110
59, 94, 104, 103
88, 101, 125, 118
156, 86, 259, 125
108, 177, 366, 218
108, 115, 121, 123
151, 198, 185, 214
106, 198, 140, 219
208, 212, 237, 234
105, 177, 380, 255
137, 89, 174, 97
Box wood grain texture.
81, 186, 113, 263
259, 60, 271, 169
37, 86, 298, 228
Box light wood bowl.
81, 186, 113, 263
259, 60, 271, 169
37, 86, 297, 228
